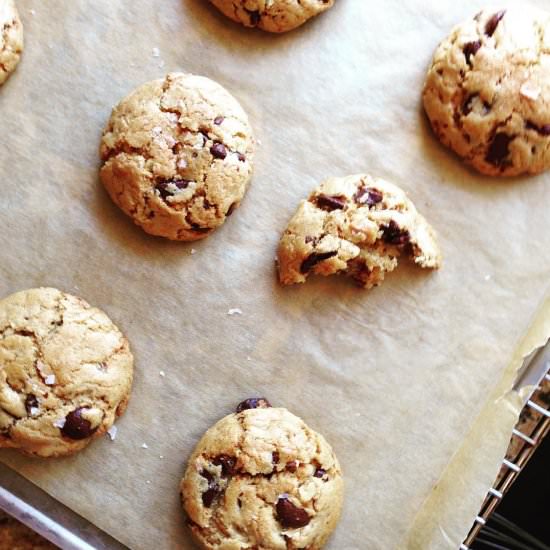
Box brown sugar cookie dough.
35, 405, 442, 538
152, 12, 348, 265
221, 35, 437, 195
0, 0, 24, 85
0, 288, 134, 458
209, 0, 334, 33
100, 73, 255, 241
277, 174, 441, 289
181, 398, 344, 550
423, 7, 550, 177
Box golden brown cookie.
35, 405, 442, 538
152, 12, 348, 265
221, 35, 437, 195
423, 7, 550, 176
209, 0, 334, 33
277, 174, 441, 288
0, 288, 134, 458
0, 0, 24, 85
100, 73, 255, 241
181, 398, 344, 550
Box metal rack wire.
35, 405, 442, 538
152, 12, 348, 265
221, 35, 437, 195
461, 371, 550, 549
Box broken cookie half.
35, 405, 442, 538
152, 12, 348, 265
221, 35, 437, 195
277, 174, 442, 289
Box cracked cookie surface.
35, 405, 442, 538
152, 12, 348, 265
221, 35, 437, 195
209, 0, 334, 33
0, 288, 134, 458
180, 403, 343, 549
423, 7, 550, 176
277, 174, 441, 289
0, 0, 24, 85
100, 72, 255, 241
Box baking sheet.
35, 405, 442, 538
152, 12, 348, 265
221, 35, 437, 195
1, 1, 550, 548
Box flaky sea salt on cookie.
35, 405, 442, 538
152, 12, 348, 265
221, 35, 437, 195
180, 397, 344, 550
100, 73, 255, 241
209, 0, 334, 33
277, 174, 441, 289
423, 7, 550, 177
0, 0, 24, 85
0, 288, 133, 457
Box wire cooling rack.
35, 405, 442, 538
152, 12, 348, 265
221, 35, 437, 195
461, 350, 550, 550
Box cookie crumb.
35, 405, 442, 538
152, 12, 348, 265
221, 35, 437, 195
247, 356, 252, 361
141, 443, 149, 449
107, 426, 118, 441
159, 370, 166, 377
152, 47, 160, 58
228, 308, 243, 316
53, 418, 66, 429
520, 82, 541, 101
45, 374, 56, 385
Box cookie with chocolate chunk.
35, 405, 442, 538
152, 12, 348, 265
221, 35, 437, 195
277, 174, 441, 288
423, 7, 550, 176
100, 73, 255, 240
209, 0, 334, 33
180, 399, 343, 550
0, 0, 24, 85
0, 288, 133, 458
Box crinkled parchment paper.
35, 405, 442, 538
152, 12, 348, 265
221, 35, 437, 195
1, 1, 550, 548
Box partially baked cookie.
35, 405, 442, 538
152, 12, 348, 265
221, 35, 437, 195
209, 0, 334, 33
423, 7, 550, 177
0, 0, 24, 85
277, 174, 441, 288
181, 398, 343, 550
100, 73, 255, 241
0, 288, 134, 458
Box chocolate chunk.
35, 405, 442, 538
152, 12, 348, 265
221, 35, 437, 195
210, 142, 227, 160
485, 10, 506, 37
226, 202, 237, 216
486, 133, 514, 166
272, 451, 280, 464
276, 496, 310, 528
300, 251, 338, 274
190, 223, 212, 233
237, 153, 246, 162
304, 235, 317, 245
213, 455, 237, 476
354, 186, 383, 207
314, 194, 346, 211
246, 9, 261, 25
61, 408, 97, 440
526, 121, 550, 136
462, 93, 479, 116
286, 461, 297, 473
200, 470, 221, 507
236, 397, 272, 413
313, 468, 326, 478
382, 220, 410, 246
156, 179, 190, 200
463, 41, 481, 65
214, 116, 224, 125
25, 394, 39, 414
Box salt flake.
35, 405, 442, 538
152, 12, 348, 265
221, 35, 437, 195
484, 274, 492, 281
159, 370, 166, 377
30, 407, 40, 417
45, 374, 56, 385
29, 9, 36, 15
142, 443, 149, 449
520, 82, 541, 101
152, 47, 160, 58
107, 425, 118, 441
227, 308, 243, 316
53, 418, 66, 429
190, 248, 197, 255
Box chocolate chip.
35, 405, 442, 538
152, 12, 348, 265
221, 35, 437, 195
226, 202, 237, 216
485, 10, 506, 37
313, 468, 326, 478
314, 194, 346, 211
61, 408, 97, 440
25, 394, 38, 414
214, 116, 224, 125
236, 397, 272, 413
526, 121, 550, 136
237, 153, 246, 162
304, 235, 317, 244
286, 461, 297, 473
354, 187, 383, 207
156, 179, 190, 200
462, 93, 479, 116
246, 9, 261, 25
382, 220, 410, 246
272, 451, 280, 464
190, 223, 212, 233
276, 496, 310, 528
463, 40, 481, 65
213, 455, 237, 476
300, 251, 338, 274
486, 133, 514, 166
210, 142, 227, 160
200, 470, 221, 507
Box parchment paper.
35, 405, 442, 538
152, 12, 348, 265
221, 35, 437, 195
1, 1, 550, 548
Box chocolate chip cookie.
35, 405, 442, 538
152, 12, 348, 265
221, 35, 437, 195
423, 7, 550, 176
209, 0, 334, 33
0, 288, 134, 458
100, 73, 255, 240
181, 398, 344, 550
277, 174, 441, 288
0, 0, 24, 85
